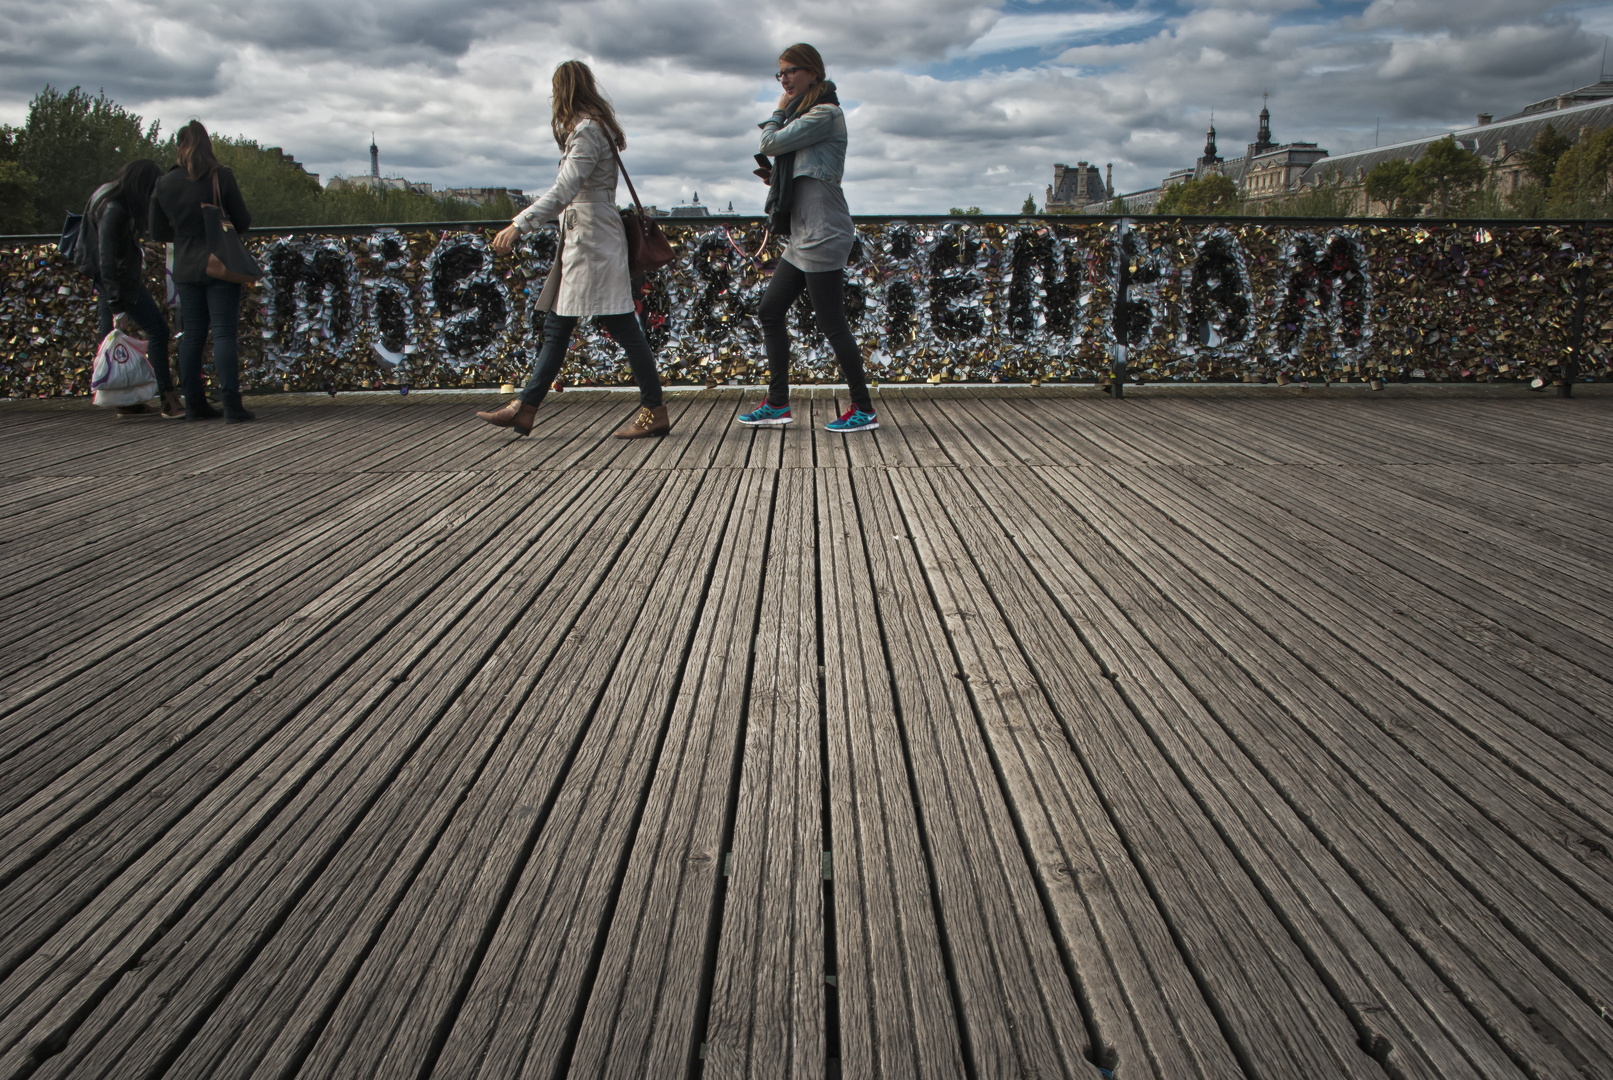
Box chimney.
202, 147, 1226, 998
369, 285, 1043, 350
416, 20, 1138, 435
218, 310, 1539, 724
1498, 140, 1509, 157
1476, 113, 1492, 126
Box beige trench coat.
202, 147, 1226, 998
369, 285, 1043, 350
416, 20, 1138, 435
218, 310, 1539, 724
513, 119, 634, 317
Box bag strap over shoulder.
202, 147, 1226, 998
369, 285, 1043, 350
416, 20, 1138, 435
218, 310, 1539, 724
209, 171, 222, 209
604, 136, 648, 218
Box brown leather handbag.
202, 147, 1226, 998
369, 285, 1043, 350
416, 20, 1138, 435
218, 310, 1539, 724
606, 140, 674, 278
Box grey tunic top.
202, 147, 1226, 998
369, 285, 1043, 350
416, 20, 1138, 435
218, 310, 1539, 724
783, 177, 855, 273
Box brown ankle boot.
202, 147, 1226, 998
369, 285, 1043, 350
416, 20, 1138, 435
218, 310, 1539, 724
613, 404, 670, 439
476, 398, 537, 436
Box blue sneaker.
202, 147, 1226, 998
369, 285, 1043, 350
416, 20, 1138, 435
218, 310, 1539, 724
738, 401, 792, 426
825, 406, 878, 432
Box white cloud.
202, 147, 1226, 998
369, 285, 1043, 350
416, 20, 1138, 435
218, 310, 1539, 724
0, 0, 1602, 213
963, 10, 1161, 55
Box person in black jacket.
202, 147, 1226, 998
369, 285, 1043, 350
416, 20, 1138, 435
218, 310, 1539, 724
150, 120, 254, 422
89, 158, 178, 417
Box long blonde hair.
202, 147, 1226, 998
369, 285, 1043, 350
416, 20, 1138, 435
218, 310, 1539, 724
550, 60, 627, 151
780, 44, 828, 113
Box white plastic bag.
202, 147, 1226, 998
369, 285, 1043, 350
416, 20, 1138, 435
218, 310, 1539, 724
91, 329, 158, 407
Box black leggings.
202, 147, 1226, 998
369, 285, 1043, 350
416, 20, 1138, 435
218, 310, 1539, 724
758, 260, 871, 413
521, 310, 664, 409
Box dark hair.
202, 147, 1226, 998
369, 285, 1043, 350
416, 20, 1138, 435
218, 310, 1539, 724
176, 120, 221, 180
105, 159, 162, 228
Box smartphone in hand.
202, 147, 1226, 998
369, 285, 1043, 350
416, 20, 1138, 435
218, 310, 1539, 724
753, 153, 772, 181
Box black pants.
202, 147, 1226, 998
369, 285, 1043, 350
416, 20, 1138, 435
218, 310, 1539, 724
175, 280, 242, 395
521, 311, 664, 409
758, 260, 872, 413
98, 285, 173, 392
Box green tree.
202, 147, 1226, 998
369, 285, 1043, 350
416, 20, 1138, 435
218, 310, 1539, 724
16, 85, 163, 229
1523, 123, 1572, 188
947, 205, 982, 215
1154, 173, 1238, 215
1020, 193, 1038, 214
1363, 158, 1425, 216
0, 125, 37, 232
211, 136, 324, 226
1410, 135, 1485, 216
1267, 180, 1355, 218
1547, 126, 1613, 216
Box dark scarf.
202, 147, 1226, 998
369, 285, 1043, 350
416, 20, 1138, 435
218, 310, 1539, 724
763, 80, 839, 237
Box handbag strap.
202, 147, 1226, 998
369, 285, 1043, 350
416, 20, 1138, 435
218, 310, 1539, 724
206, 170, 223, 209
603, 132, 648, 218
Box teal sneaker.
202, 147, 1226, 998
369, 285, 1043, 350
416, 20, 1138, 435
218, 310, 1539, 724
825, 406, 878, 432
738, 401, 792, 426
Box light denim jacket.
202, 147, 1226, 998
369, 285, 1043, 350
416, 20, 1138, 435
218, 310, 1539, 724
758, 104, 846, 184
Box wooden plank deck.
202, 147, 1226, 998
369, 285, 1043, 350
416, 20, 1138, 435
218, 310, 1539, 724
1, 384, 1610, 1080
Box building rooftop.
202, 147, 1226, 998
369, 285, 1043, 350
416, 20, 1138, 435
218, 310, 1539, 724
1301, 96, 1613, 187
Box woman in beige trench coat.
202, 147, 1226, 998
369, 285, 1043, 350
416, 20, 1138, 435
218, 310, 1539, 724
478, 60, 670, 439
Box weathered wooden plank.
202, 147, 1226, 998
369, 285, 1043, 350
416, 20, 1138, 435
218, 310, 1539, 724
0, 472, 468, 814
875, 394, 952, 467
956, 466, 1516, 1080
408, 470, 737, 1080
850, 464, 1102, 1079
1028, 462, 1613, 1074
36, 470, 653, 1080
571, 469, 774, 1078
889, 465, 1236, 1080
0, 467, 595, 1072
696, 468, 820, 1079
815, 467, 964, 1079
1125, 461, 1613, 851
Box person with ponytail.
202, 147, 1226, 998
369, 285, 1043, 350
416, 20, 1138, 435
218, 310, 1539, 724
150, 120, 255, 422
89, 158, 177, 417
738, 44, 875, 433
478, 60, 671, 440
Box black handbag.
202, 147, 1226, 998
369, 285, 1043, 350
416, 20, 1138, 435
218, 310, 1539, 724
203, 172, 262, 283
605, 140, 674, 278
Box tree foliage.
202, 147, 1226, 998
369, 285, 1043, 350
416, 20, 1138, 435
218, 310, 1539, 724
1547, 126, 1613, 216
1523, 123, 1573, 188
1021, 193, 1038, 214
1154, 173, 1238, 215
947, 206, 982, 215
10, 85, 164, 233
1410, 135, 1485, 216
1363, 159, 1426, 216
0, 84, 525, 231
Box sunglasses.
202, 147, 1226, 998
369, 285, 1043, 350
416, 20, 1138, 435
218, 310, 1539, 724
774, 66, 806, 81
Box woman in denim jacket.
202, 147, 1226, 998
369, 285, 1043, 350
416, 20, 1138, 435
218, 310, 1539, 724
478, 60, 670, 439
738, 43, 876, 433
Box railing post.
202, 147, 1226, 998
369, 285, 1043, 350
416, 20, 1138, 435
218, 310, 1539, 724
1112, 216, 1130, 399
1561, 221, 1590, 399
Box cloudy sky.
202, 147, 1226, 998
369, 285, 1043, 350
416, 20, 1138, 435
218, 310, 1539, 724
1, 0, 1607, 213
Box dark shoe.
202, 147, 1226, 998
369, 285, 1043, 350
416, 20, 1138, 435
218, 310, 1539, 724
614, 404, 670, 439
186, 394, 221, 420
115, 403, 160, 418
223, 391, 255, 423
160, 390, 185, 418
477, 398, 537, 436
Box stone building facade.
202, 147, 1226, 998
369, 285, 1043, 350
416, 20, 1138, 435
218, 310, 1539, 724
1044, 161, 1112, 211
1298, 79, 1613, 214
1107, 101, 1328, 212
